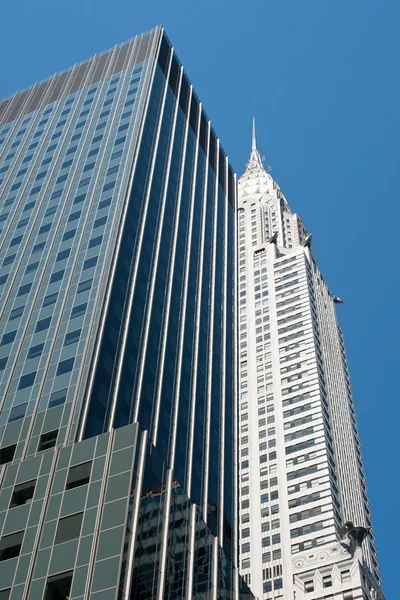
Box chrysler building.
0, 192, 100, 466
237, 121, 384, 600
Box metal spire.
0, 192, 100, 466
244, 116, 265, 173
252, 116, 257, 152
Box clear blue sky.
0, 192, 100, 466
1, 0, 398, 596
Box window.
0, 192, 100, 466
9, 403, 27, 423
73, 193, 86, 205
66, 461, 92, 490
10, 480, 35, 508
0, 444, 16, 465
62, 229, 76, 241
10, 235, 23, 247
274, 579, 283, 590
27, 343, 44, 359
50, 270, 64, 284
45, 206, 57, 217
26, 261, 39, 273
341, 570, 351, 583
18, 371, 36, 390
56, 249, 70, 262
55, 512, 83, 544
44, 572, 73, 600
0, 531, 23, 561
98, 197, 111, 210
56, 358, 74, 376
9, 306, 24, 320
48, 388, 67, 409
71, 303, 87, 319
38, 430, 58, 451
32, 241, 45, 253
3, 254, 16, 266
77, 278, 92, 294
304, 581, 314, 593
263, 582, 272, 593
68, 211, 81, 223
88, 235, 102, 249
83, 257, 97, 270
0, 357, 8, 371
35, 317, 51, 332
242, 543, 250, 553
0, 589, 10, 600
43, 292, 58, 307
323, 575, 332, 588
64, 329, 81, 346
17, 283, 32, 297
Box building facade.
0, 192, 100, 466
237, 124, 384, 600
0, 28, 251, 600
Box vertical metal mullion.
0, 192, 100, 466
152, 75, 191, 451
203, 133, 219, 523
122, 430, 148, 599
156, 467, 173, 600
103, 42, 173, 431
218, 156, 229, 542
76, 28, 165, 439
132, 60, 183, 437
186, 502, 197, 600
186, 111, 210, 499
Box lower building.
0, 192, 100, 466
0, 422, 252, 600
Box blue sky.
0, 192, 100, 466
1, 0, 398, 595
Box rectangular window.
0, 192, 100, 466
10, 480, 35, 508
49, 270, 64, 284
0, 531, 23, 561
26, 261, 39, 273
27, 343, 44, 360
2, 254, 16, 266
9, 403, 27, 423
66, 461, 92, 490
38, 430, 58, 452
18, 371, 36, 390
35, 317, 51, 333
1, 330, 16, 346
9, 306, 24, 320
56, 249, 70, 262
73, 193, 86, 205
71, 303, 87, 319
0, 445, 16, 465
77, 279, 92, 294
88, 235, 102, 249
48, 388, 67, 409
83, 257, 97, 270
56, 358, 74, 376
45, 572, 73, 600
64, 329, 81, 346
62, 229, 76, 241
55, 512, 83, 544
43, 292, 58, 307
68, 211, 81, 223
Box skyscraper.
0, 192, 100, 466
0, 27, 251, 600
237, 122, 384, 600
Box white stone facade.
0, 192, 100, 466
237, 123, 383, 600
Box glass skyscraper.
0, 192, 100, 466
0, 27, 250, 600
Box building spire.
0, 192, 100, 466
245, 116, 265, 173
252, 116, 257, 152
